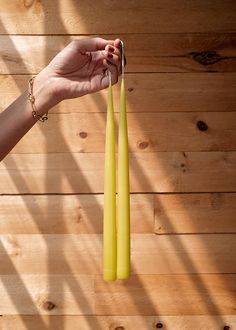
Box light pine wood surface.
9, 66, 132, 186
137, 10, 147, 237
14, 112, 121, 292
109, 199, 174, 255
0, 0, 235, 328
0, 34, 236, 74
1, 152, 236, 193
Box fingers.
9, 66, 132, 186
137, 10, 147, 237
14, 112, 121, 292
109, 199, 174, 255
71, 37, 114, 54
106, 51, 121, 70
103, 43, 121, 84
70, 37, 124, 72
105, 43, 120, 58
88, 50, 120, 80
71, 37, 122, 57
71, 37, 124, 89
103, 42, 122, 76
103, 58, 119, 86
110, 39, 127, 72
114, 39, 121, 49
89, 42, 121, 79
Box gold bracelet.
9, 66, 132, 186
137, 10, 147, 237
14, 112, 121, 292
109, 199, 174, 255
28, 77, 48, 122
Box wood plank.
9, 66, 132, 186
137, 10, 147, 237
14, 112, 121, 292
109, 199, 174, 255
154, 193, 236, 234
7, 112, 236, 154
1, 315, 236, 330
1, 74, 236, 113
129, 56, 236, 73
2, 193, 234, 235
1, 274, 235, 315
0, 274, 94, 315
0, 34, 236, 74
95, 274, 236, 315
0, 1, 235, 34
0, 234, 236, 274
1, 152, 236, 193
0, 194, 154, 234
0, 315, 236, 330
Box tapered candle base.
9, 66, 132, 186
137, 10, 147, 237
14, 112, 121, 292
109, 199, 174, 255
103, 270, 117, 282
117, 77, 130, 280
103, 78, 117, 282
117, 269, 130, 280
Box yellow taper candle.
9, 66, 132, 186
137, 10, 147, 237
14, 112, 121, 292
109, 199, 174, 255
117, 75, 130, 279
103, 73, 117, 281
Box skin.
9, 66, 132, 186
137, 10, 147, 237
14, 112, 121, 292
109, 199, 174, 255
0, 37, 122, 161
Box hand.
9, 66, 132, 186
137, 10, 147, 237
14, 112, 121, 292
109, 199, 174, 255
40, 37, 121, 104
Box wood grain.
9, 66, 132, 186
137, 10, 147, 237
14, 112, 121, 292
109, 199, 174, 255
0, 274, 235, 315
1, 152, 236, 193
154, 193, 236, 234
7, 112, 236, 154
1, 234, 236, 274
1, 74, 236, 113
0, 34, 235, 74
95, 274, 236, 315
0, 1, 235, 34
0, 194, 154, 234
0, 274, 94, 315
1, 193, 236, 235
0, 0, 235, 324
2, 315, 236, 330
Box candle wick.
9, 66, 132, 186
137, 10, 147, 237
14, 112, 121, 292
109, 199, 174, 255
120, 40, 125, 78
108, 70, 112, 86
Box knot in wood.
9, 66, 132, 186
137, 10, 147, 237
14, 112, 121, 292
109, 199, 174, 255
223, 326, 230, 330
79, 131, 88, 139
156, 322, 163, 328
197, 120, 208, 132
138, 141, 149, 149
24, 0, 35, 8
128, 87, 134, 92
189, 51, 222, 65
42, 300, 56, 311
181, 163, 187, 173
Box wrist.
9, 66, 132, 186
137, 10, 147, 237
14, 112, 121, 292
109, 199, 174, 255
32, 69, 59, 116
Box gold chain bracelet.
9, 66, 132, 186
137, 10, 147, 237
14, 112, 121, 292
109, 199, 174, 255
28, 77, 48, 122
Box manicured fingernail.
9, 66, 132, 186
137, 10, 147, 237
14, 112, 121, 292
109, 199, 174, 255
108, 53, 113, 59
109, 46, 115, 53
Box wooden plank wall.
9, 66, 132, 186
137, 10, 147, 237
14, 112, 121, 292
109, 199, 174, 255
0, 1, 236, 329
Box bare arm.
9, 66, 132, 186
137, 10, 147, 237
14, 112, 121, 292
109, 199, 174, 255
0, 37, 121, 161
0, 71, 55, 161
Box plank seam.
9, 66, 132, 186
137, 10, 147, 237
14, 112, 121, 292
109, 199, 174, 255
1, 191, 236, 196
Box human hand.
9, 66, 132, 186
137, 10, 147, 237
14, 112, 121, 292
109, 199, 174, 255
40, 37, 121, 104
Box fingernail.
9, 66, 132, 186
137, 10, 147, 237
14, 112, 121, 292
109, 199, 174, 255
108, 53, 113, 59
109, 46, 115, 53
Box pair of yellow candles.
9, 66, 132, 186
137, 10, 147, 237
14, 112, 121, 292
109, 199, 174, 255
103, 47, 130, 281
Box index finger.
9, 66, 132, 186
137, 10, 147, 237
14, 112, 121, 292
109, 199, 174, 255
73, 37, 114, 54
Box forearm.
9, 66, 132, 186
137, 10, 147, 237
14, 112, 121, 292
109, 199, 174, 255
0, 70, 56, 161
0, 38, 121, 162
